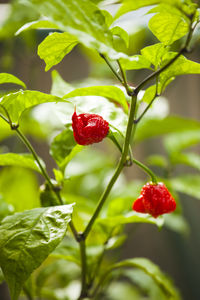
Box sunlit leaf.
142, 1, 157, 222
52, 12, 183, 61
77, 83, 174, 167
63, 86, 129, 113
119, 55, 152, 70
16, 19, 59, 35
38, 32, 78, 71
20, 0, 127, 60
0, 153, 44, 174
111, 26, 129, 48
0, 204, 73, 300
0, 73, 26, 88
51, 70, 74, 97
0, 90, 65, 123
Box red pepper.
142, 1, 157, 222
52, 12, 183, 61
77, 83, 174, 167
72, 111, 109, 145
132, 182, 176, 218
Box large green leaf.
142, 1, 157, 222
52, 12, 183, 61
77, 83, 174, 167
0, 90, 65, 123
16, 19, 59, 35
148, 7, 189, 45
0, 73, 26, 88
20, 0, 125, 59
0, 204, 73, 300
135, 116, 200, 142
50, 127, 83, 171
63, 86, 129, 113
115, 0, 181, 19
171, 152, 200, 171
38, 32, 78, 71
102, 258, 180, 299
169, 175, 200, 200
0, 153, 44, 173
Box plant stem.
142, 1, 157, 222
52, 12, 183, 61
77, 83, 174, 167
99, 53, 123, 83
79, 239, 87, 299
83, 94, 137, 239
132, 158, 157, 183
14, 128, 79, 241
117, 60, 133, 95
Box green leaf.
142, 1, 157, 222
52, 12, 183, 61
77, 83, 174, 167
169, 175, 200, 200
148, 6, 189, 45
0, 204, 73, 300
0, 168, 39, 212
51, 70, 74, 97
105, 235, 127, 250
0, 73, 26, 88
106, 258, 180, 299
147, 154, 168, 168
119, 55, 152, 71
38, 32, 78, 71
160, 55, 200, 90
164, 213, 189, 235
97, 211, 164, 228
16, 19, 59, 35
111, 26, 129, 48
171, 152, 200, 171
164, 130, 200, 153
63, 86, 129, 113
50, 127, 83, 171
139, 85, 157, 104
21, 0, 125, 60
0, 153, 44, 174
0, 90, 65, 123
135, 116, 200, 142
141, 43, 169, 69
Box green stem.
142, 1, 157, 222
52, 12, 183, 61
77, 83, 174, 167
99, 53, 123, 83
117, 60, 133, 95
14, 128, 79, 240
15, 128, 54, 189
83, 94, 137, 239
79, 239, 87, 299
132, 158, 157, 183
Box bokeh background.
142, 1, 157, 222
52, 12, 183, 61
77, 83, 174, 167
0, 1, 200, 299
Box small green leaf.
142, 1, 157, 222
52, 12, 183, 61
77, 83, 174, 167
63, 86, 129, 113
148, 7, 189, 45
119, 55, 152, 71
169, 175, 200, 200
16, 19, 59, 35
38, 32, 78, 71
106, 258, 180, 299
105, 235, 127, 250
0, 153, 44, 173
50, 127, 83, 171
97, 211, 164, 228
160, 55, 200, 90
141, 43, 168, 69
111, 26, 129, 48
0, 73, 26, 88
0, 204, 73, 300
0, 90, 65, 123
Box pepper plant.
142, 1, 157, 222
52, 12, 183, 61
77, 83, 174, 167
0, 0, 200, 299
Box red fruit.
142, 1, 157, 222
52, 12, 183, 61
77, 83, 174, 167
72, 111, 109, 145
132, 182, 176, 218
